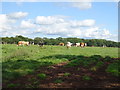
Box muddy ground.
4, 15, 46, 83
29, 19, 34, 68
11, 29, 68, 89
3, 60, 120, 88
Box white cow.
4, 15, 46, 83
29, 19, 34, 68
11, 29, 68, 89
85, 43, 87, 47
75, 43, 80, 47
66, 42, 72, 49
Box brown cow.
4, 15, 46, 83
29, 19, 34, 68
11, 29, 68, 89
17, 41, 29, 46
80, 42, 85, 48
59, 43, 65, 46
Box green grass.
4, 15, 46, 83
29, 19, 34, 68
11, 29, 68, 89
2, 44, 119, 81
37, 73, 47, 80
63, 73, 71, 76
106, 61, 120, 77
82, 75, 91, 81
54, 79, 63, 83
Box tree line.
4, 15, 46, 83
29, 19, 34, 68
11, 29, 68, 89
0, 35, 119, 47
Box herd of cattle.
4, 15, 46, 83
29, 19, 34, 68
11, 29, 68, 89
17, 41, 87, 49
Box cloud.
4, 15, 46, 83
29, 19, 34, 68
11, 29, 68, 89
0, 14, 16, 26
8, 12, 28, 19
34, 15, 117, 41
20, 20, 36, 29
35, 16, 65, 25
55, 2, 92, 10
70, 2, 92, 10
2, 0, 119, 2
0, 12, 31, 37
0, 14, 16, 34
0, 12, 118, 42
71, 19, 95, 27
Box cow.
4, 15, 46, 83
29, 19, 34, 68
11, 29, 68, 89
17, 41, 29, 46
75, 43, 80, 47
103, 45, 106, 48
38, 42, 44, 47
80, 42, 85, 48
29, 41, 34, 45
59, 43, 65, 46
85, 43, 87, 47
66, 42, 72, 49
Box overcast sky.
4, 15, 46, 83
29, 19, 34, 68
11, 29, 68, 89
0, 1, 118, 42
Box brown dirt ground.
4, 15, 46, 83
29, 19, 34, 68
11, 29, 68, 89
3, 60, 120, 88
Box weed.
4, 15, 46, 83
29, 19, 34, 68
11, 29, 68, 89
63, 73, 71, 76
77, 68, 80, 71
106, 62, 120, 77
7, 83, 20, 88
54, 79, 63, 83
82, 75, 91, 81
104, 56, 112, 61
37, 73, 47, 80
96, 61, 104, 68
25, 84, 35, 88
90, 66, 97, 71
90, 55, 103, 61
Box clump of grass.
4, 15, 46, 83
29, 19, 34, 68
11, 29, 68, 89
90, 66, 97, 71
3, 49, 30, 61
82, 75, 91, 81
37, 73, 47, 80
106, 62, 120, 77
7, 83, 20, 88
104, 56, 112, 61
63, 72, 71, 76
96, 61, 104, 68
90, 55, 103, 61
54, 79, 63, 83
77, 68, 80, 71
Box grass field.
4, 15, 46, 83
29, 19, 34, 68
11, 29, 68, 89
2, 44, 120, 88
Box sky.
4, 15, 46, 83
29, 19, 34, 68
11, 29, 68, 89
0, 1, 119, 42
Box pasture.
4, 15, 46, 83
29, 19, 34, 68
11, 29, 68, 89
2, 44, 120, 88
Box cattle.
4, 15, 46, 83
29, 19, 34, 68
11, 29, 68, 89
59, 43, 64, 46
85, 43, 87, 47
38, 42, 44, 47
75, 43, 80, 47
74, 42, 87, 47
103, 45, 106, 47
29, 41, 34, 45
17, 41, 29, 46
66, 42, 72, 49
80, 42, 86, 48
